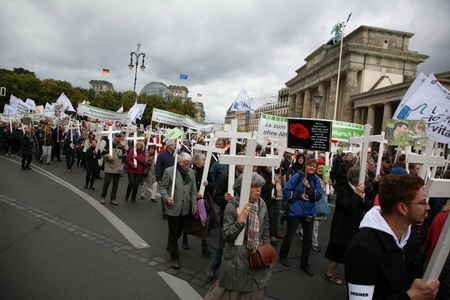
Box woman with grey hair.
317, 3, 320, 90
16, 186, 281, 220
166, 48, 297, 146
160, 152, 198, 269
205, 172, 272, 300
324, 165, 372, 285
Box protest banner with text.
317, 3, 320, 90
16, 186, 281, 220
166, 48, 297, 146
151, 108, 222, 132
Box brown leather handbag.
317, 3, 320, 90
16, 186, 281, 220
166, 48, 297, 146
248, 243, 277, 269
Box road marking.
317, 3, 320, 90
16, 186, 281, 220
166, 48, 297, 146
158, 272, 202, 300
0, 156, 150, 249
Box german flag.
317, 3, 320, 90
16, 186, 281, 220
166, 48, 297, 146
197, 93, 202, 98
102, 69, 110, 74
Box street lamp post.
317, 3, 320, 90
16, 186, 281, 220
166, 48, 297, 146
314, 92, 322, 118
128, 43, 146, 95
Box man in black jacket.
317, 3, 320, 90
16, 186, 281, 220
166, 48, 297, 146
345, 175, 439, 299
21, 128, 34, 170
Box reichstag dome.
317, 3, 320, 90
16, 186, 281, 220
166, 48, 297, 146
140, 82, 169, 97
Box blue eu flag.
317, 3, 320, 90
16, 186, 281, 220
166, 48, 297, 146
179, 74, 188, 80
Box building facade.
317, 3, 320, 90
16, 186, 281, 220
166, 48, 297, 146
285, 25, 428, 123
89, 80, 114, 93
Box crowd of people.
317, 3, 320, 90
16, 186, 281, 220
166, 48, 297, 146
0, 120, 449, 299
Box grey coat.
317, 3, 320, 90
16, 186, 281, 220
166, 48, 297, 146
102, 142, 125, 174
160, 166, 197, 217
219, 196, 271, 293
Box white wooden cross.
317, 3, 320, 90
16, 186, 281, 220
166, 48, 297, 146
126, 129, 145, 166
349, 124, 378, 184
193, 138, 226, 197
408, 138, 445, 181
373, 131, 388, 176
219, 138, 281, 245
67, 118, 78, 142
430, 148, 445, 179
215, 119, 252, 196
423, 178, 450, 284
101, 125, 120, 156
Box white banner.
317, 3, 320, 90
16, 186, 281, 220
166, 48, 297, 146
0, 111, 55, 122
56, 93, 76, 112
151, 108, 222, 132
257, 114, 288, 142
230, 89, 261, 112
77, 103, 128, 123
393, 73, 450, 144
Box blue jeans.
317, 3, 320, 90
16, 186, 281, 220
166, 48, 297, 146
211, 227, 225, 268
66, 152, 75, 169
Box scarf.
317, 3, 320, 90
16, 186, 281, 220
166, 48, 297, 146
247, 199, 260, 252
177, 165, 191, 184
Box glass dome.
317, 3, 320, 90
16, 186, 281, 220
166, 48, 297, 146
140, 82, 169, 97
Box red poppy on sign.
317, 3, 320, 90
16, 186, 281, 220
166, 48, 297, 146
290, 123, 310, 139
105, 121, 114, 127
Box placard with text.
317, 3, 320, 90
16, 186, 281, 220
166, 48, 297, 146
287, 118, 332, 151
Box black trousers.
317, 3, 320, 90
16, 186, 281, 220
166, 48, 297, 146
101, 173, 121, 201
86, 171, 96, 187
52, 143, 61, 161
167, 214, 185, 260
21, 154, 32, 168
126, 172, 143, 201
279, 216, 314, 268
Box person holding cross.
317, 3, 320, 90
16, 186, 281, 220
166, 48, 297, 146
204, 172, 272, 299
160, 152, 198, 270
20, 127, 34, 170
125, 141, 146, 203
100, 133, 126, 206
345, 174, 440, 299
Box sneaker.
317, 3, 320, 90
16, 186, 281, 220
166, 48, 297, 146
100, 198, 106, 204
206, 265, 217, 281
151, 198, 157, 203
270, 236, 279, 244
111, 200, 118, 206
312, 245, 321, 253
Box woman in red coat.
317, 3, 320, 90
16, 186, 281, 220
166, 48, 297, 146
125, 142, 146, 202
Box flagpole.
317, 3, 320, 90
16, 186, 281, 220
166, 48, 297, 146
332, 13, 352, 121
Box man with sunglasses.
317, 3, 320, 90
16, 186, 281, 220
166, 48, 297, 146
345, 174, 439, 299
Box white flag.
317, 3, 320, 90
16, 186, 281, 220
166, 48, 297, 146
229, 89, 261, 112
136, 104, 146, 120
392, 73, 450, 144
25, 98, 36, 110
3, 103, 17, 115
393, 72, 427, 117
81, 100, 86, 104
9, 94, 21, 108
45, 102, 52, 111
56, 93, 76, 112
117, 106, 124, 113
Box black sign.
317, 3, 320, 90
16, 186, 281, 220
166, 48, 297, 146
287, 118, 332, 151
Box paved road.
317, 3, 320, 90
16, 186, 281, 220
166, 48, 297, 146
0, 156, 347, 299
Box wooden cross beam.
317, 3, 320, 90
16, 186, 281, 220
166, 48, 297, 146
423, 178, 450, 284
101, 125, 120, 156
219, 138, 280, 245
408, 139, 444, 181
193, 138, 226, 196
349, 124, 372, 184
215, 119, 251, 196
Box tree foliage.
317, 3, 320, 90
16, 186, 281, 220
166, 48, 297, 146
0, 67, 199, 125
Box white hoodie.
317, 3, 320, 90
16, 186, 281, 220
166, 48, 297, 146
359, 206, 411, 249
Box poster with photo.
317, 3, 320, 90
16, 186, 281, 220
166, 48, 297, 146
385, 119, 427, 146
287, 118, 332, 151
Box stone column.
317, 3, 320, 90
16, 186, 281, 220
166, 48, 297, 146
382, 102, 393, 130
295, 92, 304, 117
288, 94, 296, 117
326, 75, 337, 120
303, 89, 312, 118
367, 105, 376, 127
342, 69, 358, 122
317, 84, 327, 119
353, 107, 361, 124
359, 108, 365, 124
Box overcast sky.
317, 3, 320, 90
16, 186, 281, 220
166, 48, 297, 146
1, 0, 449, 123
